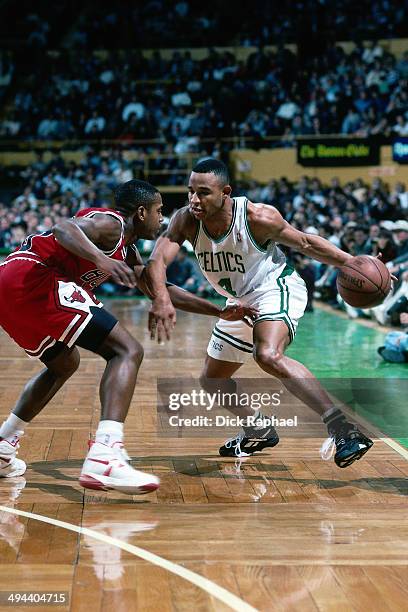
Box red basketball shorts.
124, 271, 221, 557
0, 258, 104, 358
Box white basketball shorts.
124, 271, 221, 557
207, 270, 308, 364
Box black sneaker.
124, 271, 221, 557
321, 424, 374, 468
219, 424, 280, 457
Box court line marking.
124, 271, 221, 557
0, 505, 257, 612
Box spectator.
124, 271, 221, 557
84, 111, 106, 135
392, 114, 408, 136
378, 312, 408, 363
122, 96, 145, 122
166, 246, 200, 292
352, 226, 370, 255
372, 229, 398, 262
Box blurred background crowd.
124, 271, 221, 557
0, 0, 407, 356
1, 42, 407, 147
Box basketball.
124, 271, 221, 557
337, 255, 392, 308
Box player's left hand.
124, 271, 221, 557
220, 303, 259, 327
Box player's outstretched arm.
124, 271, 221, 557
144, 207, 194, 295
251, 203, 352, 267
144, 207, 196, 340
127, 245, 257, 323
53, 216, 138, 286
166, 285, 258, 324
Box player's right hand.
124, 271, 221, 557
96, 255, 138, 287
149, 297, 177, 342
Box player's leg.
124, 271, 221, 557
254, 320, 336, 413
199, 355, 242, 409
253, 320, 373, 467
13, 344, 80, 422
0, 344, 80, 478
78, 319, 159, 494
203, 319, 280, 458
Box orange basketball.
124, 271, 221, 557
337, 255, 392, 308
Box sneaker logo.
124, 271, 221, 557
89, 458, 110, 465
103, 466, 113, 477
5, 436, 19, 447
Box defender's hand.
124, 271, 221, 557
95, 255, 137, 287
220, 303, 259, 327
149, 298, 177, 342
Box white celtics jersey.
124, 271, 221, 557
193, 197, 287, 298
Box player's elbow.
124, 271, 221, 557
52, 219, 71, 241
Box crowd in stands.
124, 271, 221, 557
0, 150, 406, 334
0, 1, 407, 358
1, 41, 407, 148
59, 0, 408, 49
5, 1, 407, 50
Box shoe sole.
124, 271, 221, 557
219, 436, 280, 457
335, 440, 374, 468
79, 474, 159, 495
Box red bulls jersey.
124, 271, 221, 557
6, 208, 128, 290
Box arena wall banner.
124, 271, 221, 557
297, 138, 380, 167
392, 137, 408, 164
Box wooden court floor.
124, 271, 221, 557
0, 301, 407, 612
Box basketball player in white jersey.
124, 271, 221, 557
146, 159, 373, 468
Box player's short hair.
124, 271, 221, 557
113, 180, 160, 215
192, 158, 230, 186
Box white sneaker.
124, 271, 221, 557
0, 437, 26, 478
79, 441, 159, 495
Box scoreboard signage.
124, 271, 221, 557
392, 138, 408, 164
297, 138, 380, 167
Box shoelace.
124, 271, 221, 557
225, 431, 245, 457
109, 444, 131, 463
320, 436, 336, 460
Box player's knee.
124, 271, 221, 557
49, 348, 80, 379
66, 350, 81, 377
254, 345, 283, 372
100, 329, 144, 366
125, 338, 144, 367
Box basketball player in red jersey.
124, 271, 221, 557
0, 179, 256, 494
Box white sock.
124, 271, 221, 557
0, 413, 28, 441
95, 420, 124, 447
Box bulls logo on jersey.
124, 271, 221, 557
65, 289, 86, 304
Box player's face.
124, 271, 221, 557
188, 172, 229, 219
136, 194, 164, 239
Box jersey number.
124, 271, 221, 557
218, 277, 237, 297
